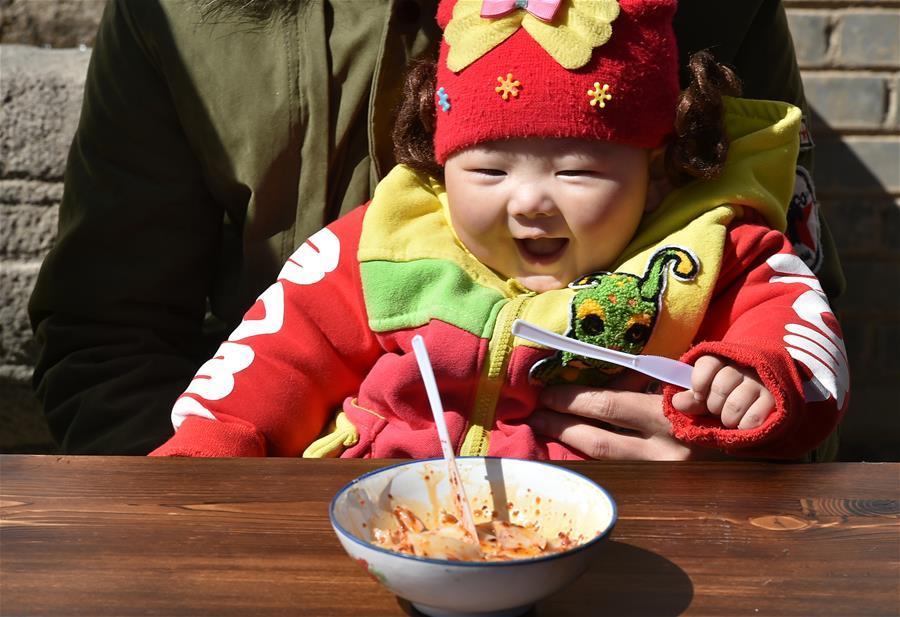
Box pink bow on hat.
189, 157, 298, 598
480, 0, 562, 22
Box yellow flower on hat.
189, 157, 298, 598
444, 0, 620, 72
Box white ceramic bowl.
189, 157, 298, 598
330, 457, 617, 617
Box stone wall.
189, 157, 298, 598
1, 0, 105, 48
0, 0, 897, 459
1, 43, 92, 452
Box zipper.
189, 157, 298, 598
459, 294, 530, 456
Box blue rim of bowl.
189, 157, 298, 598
328, 456, 618, 567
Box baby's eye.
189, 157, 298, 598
471, 169, 506, 177
557, 170, 602, 178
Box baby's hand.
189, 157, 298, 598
671, 356, 775, 430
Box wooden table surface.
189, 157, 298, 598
1, 456, 897, 616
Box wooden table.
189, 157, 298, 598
1, 456, 897, 616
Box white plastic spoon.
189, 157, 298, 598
411, 335, 481, 549
512, 319, 694, 389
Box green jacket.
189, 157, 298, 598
29, 0, 844, 454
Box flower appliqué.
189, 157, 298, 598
436, 87, 451, 112
495, 73, 521, 100
588, 82, 611, 108
444, 0, 620, 72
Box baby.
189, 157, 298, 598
152, 0, 848, 460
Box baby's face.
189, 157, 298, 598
444, 138, 650, 292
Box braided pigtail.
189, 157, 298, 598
665, 50, 743, 185
392, 57, 442, 179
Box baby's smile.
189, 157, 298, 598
515, 237, 569, 264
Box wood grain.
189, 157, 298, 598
1, 456, 897, 616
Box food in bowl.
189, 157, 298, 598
372, 504, 582, 561
330, 457, 616, 617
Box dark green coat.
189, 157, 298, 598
29, 0, 843, 454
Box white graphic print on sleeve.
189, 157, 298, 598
279, 228, 341, 285
228, 283, 285, 342
767, 254, 848, 408
173, 341, 255, 429
170, 227, 341, 431
172, 282, 285, 428
172, 396, 216, 430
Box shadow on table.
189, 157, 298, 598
398, 540, 692, 617
537, 540, 693, 616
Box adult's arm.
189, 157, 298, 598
28, 0, 222, 453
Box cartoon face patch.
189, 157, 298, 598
786, 166, 823, 274
530, 246, 699, 385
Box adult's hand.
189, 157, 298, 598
530, 372, 708, 460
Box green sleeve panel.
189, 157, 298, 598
361, 260, 506, 338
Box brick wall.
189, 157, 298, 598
0, 0, 897, 459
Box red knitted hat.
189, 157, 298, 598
433, 0, 680, 163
